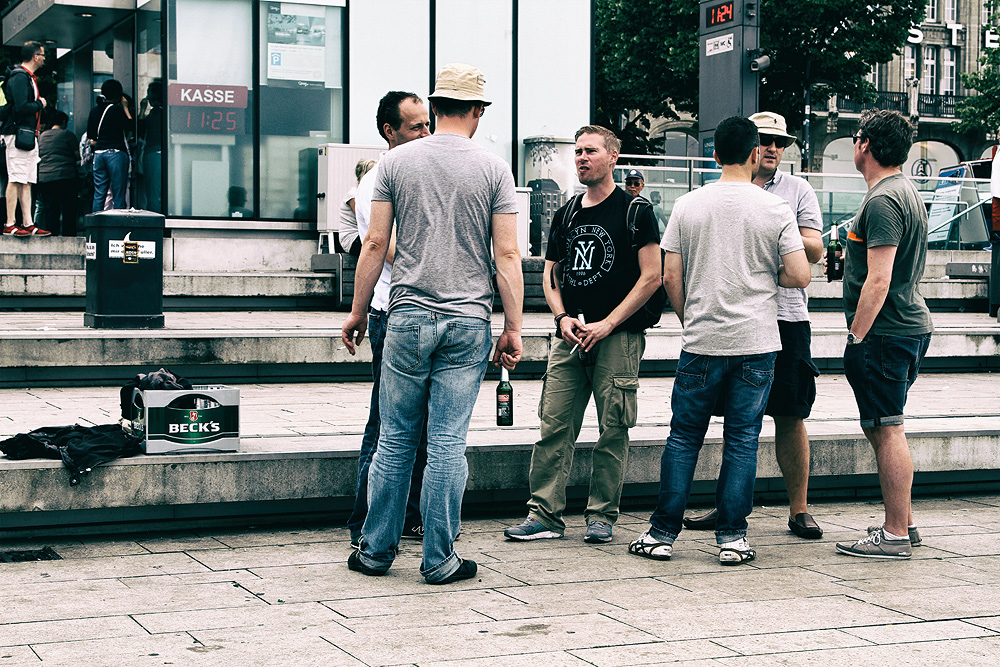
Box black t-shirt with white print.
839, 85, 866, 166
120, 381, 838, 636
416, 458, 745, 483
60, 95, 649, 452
545, 186, 659, 333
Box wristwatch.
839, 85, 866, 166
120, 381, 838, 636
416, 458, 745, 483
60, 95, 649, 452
847, 332, 864, 345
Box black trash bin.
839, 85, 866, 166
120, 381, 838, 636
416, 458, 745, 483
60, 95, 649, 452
84, 209, 165, 328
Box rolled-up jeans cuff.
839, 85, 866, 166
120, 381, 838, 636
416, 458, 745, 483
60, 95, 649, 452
649, 526, 676, 543
716, 530, 747, 545
421, 552, 460, 583
356, 547, 393, 573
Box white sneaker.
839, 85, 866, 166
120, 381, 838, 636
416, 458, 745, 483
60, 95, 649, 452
628, 529, 674, 560
719, 536, 756, 565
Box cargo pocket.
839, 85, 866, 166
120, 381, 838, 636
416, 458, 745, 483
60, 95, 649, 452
605, 375, 639, 428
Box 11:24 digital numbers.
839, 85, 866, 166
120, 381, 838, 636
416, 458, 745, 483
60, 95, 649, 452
706, 1, 735, 27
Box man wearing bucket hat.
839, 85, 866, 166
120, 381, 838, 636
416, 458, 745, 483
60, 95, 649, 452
342, 63, 523, 585
681, 111, 826, 540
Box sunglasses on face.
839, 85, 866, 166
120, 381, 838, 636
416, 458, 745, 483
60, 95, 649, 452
759, 135, 789, 149
852, 133, 864, 144
625, 179, 642, 186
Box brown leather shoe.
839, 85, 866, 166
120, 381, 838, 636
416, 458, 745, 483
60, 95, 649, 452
682, 508, 718, 530
788, 512, 823, 539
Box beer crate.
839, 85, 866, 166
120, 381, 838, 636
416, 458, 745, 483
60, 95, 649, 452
133, 385, 240, 454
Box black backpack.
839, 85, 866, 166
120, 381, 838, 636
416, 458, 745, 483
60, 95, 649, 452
550, 192, 667, 330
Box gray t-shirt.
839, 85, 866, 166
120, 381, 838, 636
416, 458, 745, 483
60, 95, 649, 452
762, 169, 823, 322
844, 173, 933, 335
663, 181, 803, 356
373, 133, 518, 320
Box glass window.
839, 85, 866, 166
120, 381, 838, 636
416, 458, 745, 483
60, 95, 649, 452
137, 1, 164, 213
167, 0, 254, 218
945, 0, 957, 23
926, 0, 937, 22
904, 45, 917, 85
922, 45, 937, 94
941, 48, 956, 96
258, 0, 345, 220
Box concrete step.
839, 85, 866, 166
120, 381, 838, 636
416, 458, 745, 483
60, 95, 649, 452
1, 311, 997, 387
1, 374, 996, 531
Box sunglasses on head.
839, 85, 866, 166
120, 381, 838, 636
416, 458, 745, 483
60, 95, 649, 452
759, 134, 789, 148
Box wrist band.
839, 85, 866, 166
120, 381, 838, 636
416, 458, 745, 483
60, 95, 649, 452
554, 312, 569, 327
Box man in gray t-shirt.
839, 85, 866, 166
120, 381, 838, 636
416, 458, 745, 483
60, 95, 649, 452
683, 112, 826, 541
342, 63, 523, 585
629, 116, 810, 567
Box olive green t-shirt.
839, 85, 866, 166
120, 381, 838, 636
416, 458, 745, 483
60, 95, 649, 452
843, 173, 933, 335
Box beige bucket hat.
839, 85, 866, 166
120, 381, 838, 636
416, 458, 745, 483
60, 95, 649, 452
429, 63, 491, 105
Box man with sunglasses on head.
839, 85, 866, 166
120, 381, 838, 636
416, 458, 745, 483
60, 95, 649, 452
682, 111, 825, 540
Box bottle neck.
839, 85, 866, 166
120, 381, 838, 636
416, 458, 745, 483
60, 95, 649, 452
501, 368, 509, 382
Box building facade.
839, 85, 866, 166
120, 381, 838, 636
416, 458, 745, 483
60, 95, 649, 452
2, 0, 591, 231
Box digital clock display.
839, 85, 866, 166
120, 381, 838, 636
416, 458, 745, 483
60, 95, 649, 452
706, 1, 735, 28
170, 107, 246, 134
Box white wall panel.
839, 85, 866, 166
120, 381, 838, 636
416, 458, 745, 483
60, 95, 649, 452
348, 0, 431, 146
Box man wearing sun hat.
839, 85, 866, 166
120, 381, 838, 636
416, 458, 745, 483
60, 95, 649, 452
342, 63, 523, 585
682, 111, 826, 541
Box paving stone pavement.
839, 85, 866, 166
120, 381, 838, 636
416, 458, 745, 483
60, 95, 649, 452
0, 496, 998, 666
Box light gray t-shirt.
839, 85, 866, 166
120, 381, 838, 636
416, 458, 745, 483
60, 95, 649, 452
663, 181, 803, 356
373, 132, 518, 320
762, 169, 823, 322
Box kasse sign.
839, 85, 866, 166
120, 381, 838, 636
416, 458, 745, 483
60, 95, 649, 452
168, 84, 248, 108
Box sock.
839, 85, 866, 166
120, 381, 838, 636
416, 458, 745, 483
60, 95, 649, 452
883, 528, 909, 541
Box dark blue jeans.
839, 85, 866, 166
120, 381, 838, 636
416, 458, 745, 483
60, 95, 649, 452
650, 351, 776, 544
844, 333, 931, 428
347, 309, 426, 541
92, 149, 128, 212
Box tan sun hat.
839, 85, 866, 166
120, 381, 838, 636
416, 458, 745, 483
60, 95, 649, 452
749, 111, 796, 140
429, 63, 491, 105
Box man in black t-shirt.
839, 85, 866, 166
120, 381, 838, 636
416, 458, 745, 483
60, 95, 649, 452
504, 125, 661, 545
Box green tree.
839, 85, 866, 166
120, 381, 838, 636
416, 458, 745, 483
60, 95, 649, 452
955, 5, 1000, 134
595, 0, 924, 151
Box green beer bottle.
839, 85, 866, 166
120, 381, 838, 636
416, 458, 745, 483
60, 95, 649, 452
496, 367, 513, 426
826, 223, 844, 281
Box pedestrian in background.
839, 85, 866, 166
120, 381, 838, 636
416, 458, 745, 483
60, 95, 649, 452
88, 79, 131, 212
36, 110, 79, 236
2, 41, 49, 236
337, 157, 377, 256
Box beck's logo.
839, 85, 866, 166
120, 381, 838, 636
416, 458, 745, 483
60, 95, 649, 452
189, 411, 198, 421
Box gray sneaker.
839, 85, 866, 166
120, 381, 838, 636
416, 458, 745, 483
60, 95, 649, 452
867, 524, 922, 547
504, 516, 563, 541
837, 527, 911, 559
584, 520, 613, 543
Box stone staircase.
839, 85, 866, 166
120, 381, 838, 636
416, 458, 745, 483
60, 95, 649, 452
1, 236, 992, 312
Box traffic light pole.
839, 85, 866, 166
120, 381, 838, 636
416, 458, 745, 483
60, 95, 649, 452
698, 0, 766, 163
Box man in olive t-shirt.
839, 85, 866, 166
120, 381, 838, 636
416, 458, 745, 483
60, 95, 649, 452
836, 109, 933, 561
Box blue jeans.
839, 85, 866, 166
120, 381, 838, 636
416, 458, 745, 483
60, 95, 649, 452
92, 149, 129, 212
347, 308, 426, 541
357, 306, 492, 582
649, 351, 776, 544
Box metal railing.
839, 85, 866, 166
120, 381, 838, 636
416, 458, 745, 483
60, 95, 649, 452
615, 155, 993, 249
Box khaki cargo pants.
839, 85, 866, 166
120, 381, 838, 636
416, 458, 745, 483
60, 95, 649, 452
527, 330, 644, 532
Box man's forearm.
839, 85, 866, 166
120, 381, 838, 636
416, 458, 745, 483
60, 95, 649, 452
850, 278, 890, 338
350, 239, 389, 315
603, 271, 660, 328
664, 279, 684, 323
495, 250, 524, 332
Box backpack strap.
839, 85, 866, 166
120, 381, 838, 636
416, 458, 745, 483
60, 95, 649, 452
548, 193, 583, 289
625, 194, 652, 250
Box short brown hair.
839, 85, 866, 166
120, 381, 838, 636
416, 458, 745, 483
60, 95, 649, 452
575, 125, 621, 154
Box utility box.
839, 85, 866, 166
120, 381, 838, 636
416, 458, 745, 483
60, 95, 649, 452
132, 385, 240, 454
84, 209, 165, 329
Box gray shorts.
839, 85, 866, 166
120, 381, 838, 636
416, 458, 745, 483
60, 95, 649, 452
4, 134, 39, 185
